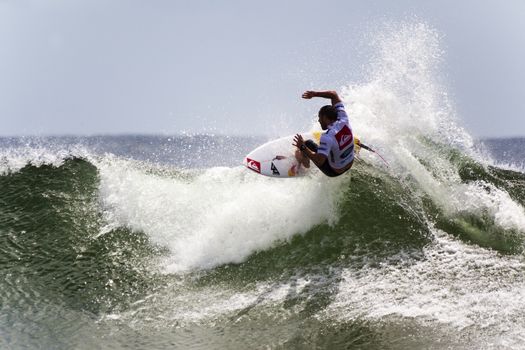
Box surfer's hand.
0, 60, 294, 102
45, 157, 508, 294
302, 91, 316, 99
293, 134, 304, 148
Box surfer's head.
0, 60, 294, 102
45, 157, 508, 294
318, 105, 337, 130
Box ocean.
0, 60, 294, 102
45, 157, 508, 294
2, 23, 525, 349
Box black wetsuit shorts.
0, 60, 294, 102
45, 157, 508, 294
305, 140, 350, 177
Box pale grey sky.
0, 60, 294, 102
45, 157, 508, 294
1, 0, 524, 137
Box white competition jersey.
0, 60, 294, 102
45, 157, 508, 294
316, 102, 354, 169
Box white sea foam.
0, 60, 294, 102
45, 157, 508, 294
97, 156, 348, 272
338, 21, 525, 235
0, 137, 93, 175
324, 228, 525, 347
0, 145, 70, 175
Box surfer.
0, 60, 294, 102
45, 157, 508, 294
293, 90, 354, 177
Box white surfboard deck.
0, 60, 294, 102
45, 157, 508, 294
243, 132, 361, 178
243, 132, 321, 178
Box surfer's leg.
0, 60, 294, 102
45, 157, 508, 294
318, 161, 341, 177
295, 150, 310, 168
303, 139, 348, 177
304, 140, 345, 177
295, 139, 319, 169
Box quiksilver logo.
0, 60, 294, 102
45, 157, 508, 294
340, 134, 351, 146
246, 158, 261, 173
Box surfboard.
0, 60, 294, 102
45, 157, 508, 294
243, 132, 361, 178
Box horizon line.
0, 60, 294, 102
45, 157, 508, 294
0, 133, 524, 140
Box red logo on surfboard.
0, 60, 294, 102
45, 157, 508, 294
335, 125, 353, 150
246, 158, 261, 173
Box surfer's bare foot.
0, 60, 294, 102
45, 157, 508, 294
295, 150, 310, 168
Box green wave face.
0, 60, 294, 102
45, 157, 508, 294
0, 159, 162, 316
416, 142, 525, 253
0, 150, 524, 349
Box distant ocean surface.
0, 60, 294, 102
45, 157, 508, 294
2, 22, 525, 349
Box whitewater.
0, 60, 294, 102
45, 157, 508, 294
1, 22, 525, 349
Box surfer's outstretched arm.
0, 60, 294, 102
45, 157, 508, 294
302, 90, 342, 106
292, 134, 327, 168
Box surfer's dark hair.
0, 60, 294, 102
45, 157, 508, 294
318, 105, 338, 121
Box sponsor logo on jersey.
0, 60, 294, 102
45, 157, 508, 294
335, 125, 353, 150
246, 158, 261, 173
340, 145, 354, 159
